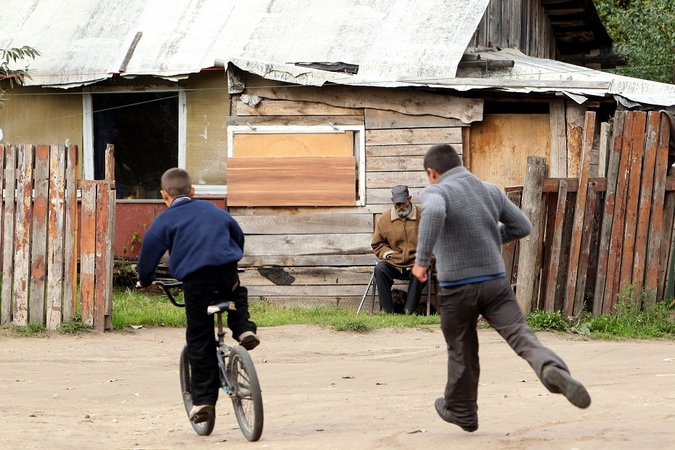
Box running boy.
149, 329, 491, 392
136, 167, 259, 423
412, 144, 590, 433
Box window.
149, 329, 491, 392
83, 87, 186, 199
226, 125, 365, 207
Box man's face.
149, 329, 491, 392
394, 199, 410, 213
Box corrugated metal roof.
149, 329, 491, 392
1, 0, 490, 88
3, 1, 675, 107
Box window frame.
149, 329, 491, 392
82, 85, 187, 183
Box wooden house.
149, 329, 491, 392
2, 0, 675, 310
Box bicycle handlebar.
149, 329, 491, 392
153, 280, 185, 307
140, 267, 245, 308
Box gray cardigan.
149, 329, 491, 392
415, 166, 532, 283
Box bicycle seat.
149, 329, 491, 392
207, 301, 236, 315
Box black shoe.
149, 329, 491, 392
238, 331, 260, 350
542, 366, 591, 409
434, 398, 478, 432
189, 404, 214, 423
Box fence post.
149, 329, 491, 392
30, 145, 50, 325
63, 145, 78, 321
13, 145, 34, 326
516, 155, 547, 315
0, 145, 15, 325
46, 145, 67, 330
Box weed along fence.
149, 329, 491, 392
0, 143, 115, 331
511, 110, 674, 317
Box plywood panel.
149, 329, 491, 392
233, 132, 353, 157
227, 157, 356, 206
469, 114, 551, 190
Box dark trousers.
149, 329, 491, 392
438, 276, 569, 428
374, 261, 424, 314
182, 263, 257, 405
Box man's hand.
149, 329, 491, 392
412, 264, 428, 282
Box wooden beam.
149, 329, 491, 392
649, 113, 671, 300
549, 99, 567, 178
544, 180, 568, 311
594, 112, 622, 316
13, 144, 34, 326
633, 112, 660, 297
244, 75, 484, 124
1, 145, 17, 325
30, 144, 50, 325
619, 112, 647, 294
516, 156, 547, 315
46, 145, 66, 330
605, 112, 636, 313
565, 112, 595, 317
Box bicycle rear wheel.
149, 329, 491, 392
227, 345, 264, 441
179, 344, 216, 436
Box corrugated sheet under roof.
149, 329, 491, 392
401, 48, 675, 108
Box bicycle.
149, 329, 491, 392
153, 280, 264, 441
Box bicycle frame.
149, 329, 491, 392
151, 277, 264, 441
154, 281, 237, 394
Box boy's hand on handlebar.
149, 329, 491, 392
136, 281, 157, 292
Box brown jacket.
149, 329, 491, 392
371, 204, 422, 269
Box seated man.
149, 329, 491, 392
371, 185, 425, 314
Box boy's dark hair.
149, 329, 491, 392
161, 168, 192, 197
423, 144, 463, 175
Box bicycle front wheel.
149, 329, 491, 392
227, 345, 264, 441
179, 344, 216, 436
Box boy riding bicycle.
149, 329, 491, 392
136, 168, 259, 423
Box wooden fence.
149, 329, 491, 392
0, 144, 115, 331
512, 110, 674, 316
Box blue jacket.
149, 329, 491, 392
136, 198, 244, 286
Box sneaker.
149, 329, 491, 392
238, 331, 260, 350
434, 398, 478, 432
189, 404, 214, 423
542, 366, 591, 409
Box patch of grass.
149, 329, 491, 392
97, 287, 675, 339
58, 313, 93, 334
249, 301, 441, 332
527, 310, 568, 332
11, 321, 48, 338
111, 288, 187, 329
585, 298, 675, 339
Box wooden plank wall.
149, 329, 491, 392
229, 78, 474, 308
0, 144, 115, 330
473, 0, 556, 59
519, 111, 673, 316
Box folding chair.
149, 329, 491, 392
357, 261, 378, 314
357, 262, 437, 315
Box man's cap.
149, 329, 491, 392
391, 185, 410, 203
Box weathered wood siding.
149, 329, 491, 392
473, 0, 556, 59
230, 75, 479, 307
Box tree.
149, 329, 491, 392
594, 0, 675, 84
0, 46, 41, 107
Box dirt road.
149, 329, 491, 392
1, 325, 674, 449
